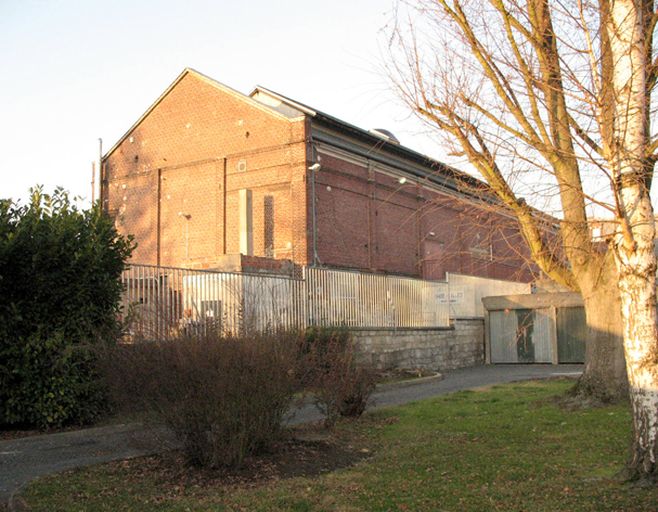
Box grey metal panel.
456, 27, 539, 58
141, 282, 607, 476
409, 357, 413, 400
557, 306, 587, 363
489, 308, 552, 363
532, 308, 553, 363
489, 310, 519, 363
514, 309, 535, 362
482, 292, 583, 311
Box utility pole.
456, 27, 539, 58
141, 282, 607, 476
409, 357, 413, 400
98, 138, 103, 207
91, 162, 96, 203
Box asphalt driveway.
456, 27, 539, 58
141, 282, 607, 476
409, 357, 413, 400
0, 364, 582, 505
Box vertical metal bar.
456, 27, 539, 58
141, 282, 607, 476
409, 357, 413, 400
334, 271, 339, 326
156, 266, 161, 339
311, 268, 317, 326
135, 265, 140, 337
141, 265, 145, 337
214, 271, 219, 337
321, 269, 326, 326
349, 271, 354, 327
178, 267, 182, 338
309, 267, 314, 327
144, 266, 148, 338
161, 267, 165, 339
161, 268, 166, 339
171, 268, 176, 339
203, 271, 208, 337
223, 271, 228, 336
368, 275, 376, 326
312, 267, 316, 327
228, 271, 233, 336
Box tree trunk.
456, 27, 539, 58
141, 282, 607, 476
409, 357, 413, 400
615, 193, 658, 481
575, 276, 628, 402
607, 0, 658, 482
619, 263, 658, 482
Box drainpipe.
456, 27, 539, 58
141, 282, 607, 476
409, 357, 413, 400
156, 168, 162, 266
222, 158, 227, 255
309, 142, 321, 266
98, 138, 104, 210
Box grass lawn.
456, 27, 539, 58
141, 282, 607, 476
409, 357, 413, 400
21, 379, 658, 511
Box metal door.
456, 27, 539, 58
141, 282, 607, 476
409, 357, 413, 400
556, 306, 586, 363
489, 308, 552, 363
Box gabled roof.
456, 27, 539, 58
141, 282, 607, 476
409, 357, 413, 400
103, 68, 556, 225
250, 84, 491, 197
250, 85, 558, 227
105, 67, 477, 193
103, 68, 302, 159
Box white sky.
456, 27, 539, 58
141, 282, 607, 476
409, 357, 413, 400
0, 0, 445, 206
2, 1, 655, 218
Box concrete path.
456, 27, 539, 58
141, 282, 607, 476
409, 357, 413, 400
0, 364, 581, 505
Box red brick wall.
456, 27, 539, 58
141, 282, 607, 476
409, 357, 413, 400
103, 71, 309, 268
314, 151, 532, 281
103, 70, 532, 282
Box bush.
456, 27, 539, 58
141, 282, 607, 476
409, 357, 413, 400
100, 333, 299, 468
300, 327, 376, 427
3, 331, 107, 427
0, 187, 133, 428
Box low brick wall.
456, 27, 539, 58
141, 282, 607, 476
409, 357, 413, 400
352, 318, 485, 371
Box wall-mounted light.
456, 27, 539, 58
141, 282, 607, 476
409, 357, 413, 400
398, 177, 407, 184
178, 211, 191, 220
308, 163, 321, 172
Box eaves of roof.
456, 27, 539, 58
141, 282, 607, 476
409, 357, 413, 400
251, 85, 489, 194
252, 86, 559, 226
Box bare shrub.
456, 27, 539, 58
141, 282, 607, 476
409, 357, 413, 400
300, 327, 376, 427
99, 332, 299, 468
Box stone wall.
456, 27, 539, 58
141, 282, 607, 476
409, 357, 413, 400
352, 318, 484, 371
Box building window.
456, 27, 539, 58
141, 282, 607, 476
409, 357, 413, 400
264, 195, 274, 257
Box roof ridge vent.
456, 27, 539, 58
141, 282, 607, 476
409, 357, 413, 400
369, 128, 400, 144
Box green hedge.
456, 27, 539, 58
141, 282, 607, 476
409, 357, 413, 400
0, 187, 133, 428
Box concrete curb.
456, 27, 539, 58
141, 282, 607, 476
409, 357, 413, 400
375, 372, 444, 391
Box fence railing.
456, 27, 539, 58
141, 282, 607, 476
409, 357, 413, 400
304, 267, 449, 328
119, 264, 452, 339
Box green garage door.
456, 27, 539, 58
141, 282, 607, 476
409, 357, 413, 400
556, 306, 586, 363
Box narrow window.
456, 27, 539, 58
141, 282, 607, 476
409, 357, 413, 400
239, 189, 253, 255
264, 195, 274, 257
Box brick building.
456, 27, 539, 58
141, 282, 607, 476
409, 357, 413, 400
102, 68, 534, 281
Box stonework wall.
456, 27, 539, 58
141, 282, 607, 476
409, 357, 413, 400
352, 319, 485, 371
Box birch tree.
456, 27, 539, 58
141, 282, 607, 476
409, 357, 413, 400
388, 0, 657, 481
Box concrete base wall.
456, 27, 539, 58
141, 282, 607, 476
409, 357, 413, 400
352, 318, 484, 371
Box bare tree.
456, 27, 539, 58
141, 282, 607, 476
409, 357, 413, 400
388, 0, 657, 481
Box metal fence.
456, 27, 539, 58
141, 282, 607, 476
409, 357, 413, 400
119, 264, 452, 339
304, 267, 449, 328
120, 265, 305, 339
